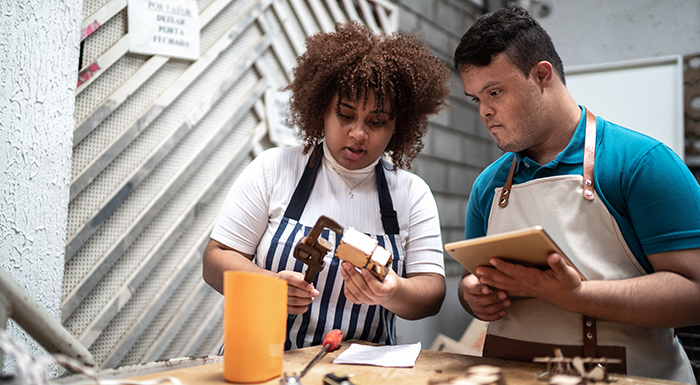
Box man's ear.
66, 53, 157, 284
532, 61, 554, 88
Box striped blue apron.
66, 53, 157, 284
260, 144, 405, 350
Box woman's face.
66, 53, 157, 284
323, 91, 396, 170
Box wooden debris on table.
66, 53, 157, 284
428, 364, 506, 385
534, 349, 620, 384
548, 374, 584, 385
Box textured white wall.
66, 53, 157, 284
0, 0, 81, 370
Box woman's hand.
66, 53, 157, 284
340, 261, 398, 306
339, 262, 445, 320
276, 270, 319, 315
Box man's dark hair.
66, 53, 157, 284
454, 5, 566, 84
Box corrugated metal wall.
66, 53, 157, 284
66, 0, 398, 369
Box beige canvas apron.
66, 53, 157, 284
482, 110, 695, 383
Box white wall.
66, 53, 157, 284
0, 0, 81, 370
533, 0, 700, 67
530, 0, 700, 162
565, 56, 685, 159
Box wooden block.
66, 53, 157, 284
335, 227, 392, 281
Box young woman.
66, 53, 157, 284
203, 21, 451, 349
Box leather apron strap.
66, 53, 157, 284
498, 156, 517, 208
582, 109, 596, 201
581, 109, 598, 357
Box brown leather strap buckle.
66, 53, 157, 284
498, 156, 518, 208
583, 315, 597, 358
582, 109, 596, 201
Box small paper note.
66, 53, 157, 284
333, 342, 421, 367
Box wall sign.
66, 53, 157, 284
128, 0, 200, 60
265, 89, 301, 147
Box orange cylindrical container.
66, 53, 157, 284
223, 271, 287, 383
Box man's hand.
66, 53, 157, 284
340, 261, 398, 306
477, 253, 582, 305
458, 272, 510, 321
275, 270, 319, 314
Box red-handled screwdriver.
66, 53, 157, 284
299, 329, 343, 378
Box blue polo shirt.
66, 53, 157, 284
465, 107, 700, 273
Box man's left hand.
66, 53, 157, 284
476, 252, 582, 304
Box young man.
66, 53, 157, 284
454, 6, 700, 383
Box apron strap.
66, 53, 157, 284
583, 109, 597, 201
498, 155, 518, 208
376, 161, 400, 235
284, 143, 324, 221
583, 315, 598, 357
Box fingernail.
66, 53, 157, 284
498, 292, 506, 300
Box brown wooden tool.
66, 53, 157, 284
293, 215, 343, 283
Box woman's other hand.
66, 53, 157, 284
340, 261, 445, 320
276, 270, 319, 315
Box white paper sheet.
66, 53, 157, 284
332, 342, 421, 367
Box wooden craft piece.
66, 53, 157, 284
335, 227, 393, 281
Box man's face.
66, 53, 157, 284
460, 53, 549, 155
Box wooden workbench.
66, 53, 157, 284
124, 341, 684, 385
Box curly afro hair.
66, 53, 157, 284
284, 21, 451, 170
